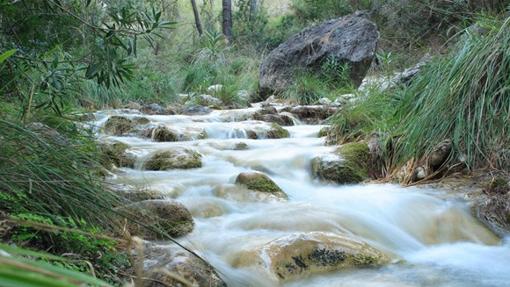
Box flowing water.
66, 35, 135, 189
93, 107, 510, 287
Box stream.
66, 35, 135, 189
93, 105, 510, 287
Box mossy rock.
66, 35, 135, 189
152, 126, 178, 142
311, 142, 369, 184
234, 232, 390, 282
318, 127, 331, 137
267, 123, 290, 139
100, 141, 135, 168
133, 117, 150, 125
103, 116, 134, 136
118, 200, 194, 240
235, 172, 288, 199
144, 148, 202, 170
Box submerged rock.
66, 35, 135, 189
259, 12, 378, 98
103, 116, 134, 136
266, 123, 290, 139
143, 246, 226, 287
118, 200, 194, 240
144, 148, 202, 170
235, 172, 288, 199
233, 232, 389, 281
311, 142, 369, 184
234, 142, 249, 150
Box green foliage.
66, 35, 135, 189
233, 0, 269, 46
291, 0, 358, 22
329, 87, 396, 143
0, 243, 113, 287
0, 0, 173, 114
392, 18, 510, 170
283, 59, 355, 104
283, 73, 329, 104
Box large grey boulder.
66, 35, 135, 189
259, 12, 378, 99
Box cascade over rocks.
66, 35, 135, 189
235, 172, 288, 199
259, 12, 379, 99
144, 148, 202, 170
233, 232, 390, 281
117, 200, 194, 240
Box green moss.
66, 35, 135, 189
267, 123, 290, 139
100, 142, 134, 168
235, 172, 288, 199
337, 142, 370, 180
144, 150, 202, 170
245, 176, 281, 193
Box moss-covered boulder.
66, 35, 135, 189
143, 247, 226, 287
118, 200, 194, 240
311, 142, 369, 184
233, 232, 389, 282
266, 123, 290, 139
235, 172, 288, 199
152, 126, 178, 142
103, 116, 134, 136
100, 141, 135, 168
144, 148, 202, 170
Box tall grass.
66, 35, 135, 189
393, 18, 510, 170
0, 119, 121, 228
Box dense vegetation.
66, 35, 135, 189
1, 0, 509, 285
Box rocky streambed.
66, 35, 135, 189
88, 101, 510, 287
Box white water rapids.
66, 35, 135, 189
94, 107, 510, 287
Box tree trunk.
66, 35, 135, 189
190, 0, 203, 35
222, 0, 233, 42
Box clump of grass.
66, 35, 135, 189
283, 73, 329, 104
328, 86, 397, 143
392, 18, 510, 170
0, 119, 120, 228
